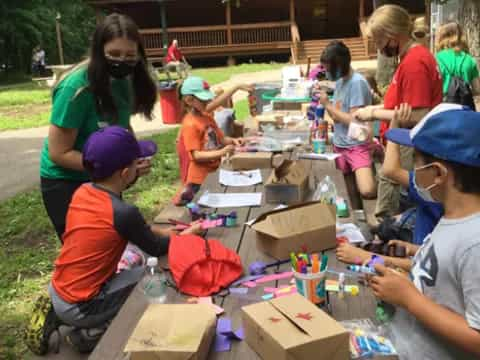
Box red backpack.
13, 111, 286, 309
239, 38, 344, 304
168, 234, 243, 297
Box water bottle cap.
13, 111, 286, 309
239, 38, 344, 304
146, 257, 158, 267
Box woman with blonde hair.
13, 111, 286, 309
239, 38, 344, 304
354, 4, 443, 221
435, 22, 480, 100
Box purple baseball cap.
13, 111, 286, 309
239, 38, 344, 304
83, 126, 157, 179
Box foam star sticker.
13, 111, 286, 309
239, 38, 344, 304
296, 312, 313, 321
268, 317, 282, 323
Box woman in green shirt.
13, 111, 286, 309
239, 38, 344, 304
40, 13, 157, 241
435, 22, 480, 97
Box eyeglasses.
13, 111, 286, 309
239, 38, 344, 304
104, 53, 140, 66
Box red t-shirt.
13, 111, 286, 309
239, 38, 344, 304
380, 45, 443, 140
166, 45, 183, 63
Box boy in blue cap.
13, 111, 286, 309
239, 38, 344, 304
26, 126, 201, 355
370, 104, 480, 359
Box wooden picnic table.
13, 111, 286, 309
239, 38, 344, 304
89, 148, 377, 360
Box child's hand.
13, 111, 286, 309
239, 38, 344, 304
354, 106, 374, 122
237, 84, 254, 93
391, 103, 412, 129
370, 264, 419, 308
222, 144, 235, 156
336, 243, 371, 265
388, 240, 418, 257
231, 138, 245, 146
180, 221, 203, 235
317, 91, 330, 106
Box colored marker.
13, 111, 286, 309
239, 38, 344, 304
311, 254, 319, 273
290, 252, 298, 270
320, 254, 329, 271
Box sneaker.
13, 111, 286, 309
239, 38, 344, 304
24, 294, 63, 355
66, 327, 105, 354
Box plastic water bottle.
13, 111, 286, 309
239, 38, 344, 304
142, 257, 167, 304
314, 175, 337, 205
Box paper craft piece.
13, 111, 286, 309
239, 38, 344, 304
336, 223, 366, 244
215, 318, 244, 352
230, 275, 264, 287
275, 285, 296, 295
245, 204, 288, 226
275, 288, 297, 298
325, 281, 360, 295
229, 287, 249, 295
219, 169, 263, 187
212, 304, 225, 315
197, 297, 213, 305
243, 281, 257, 288
255, 271, 294, 284
262, 293, 275, 300
198, 191, 262, 208
299, 152, 341, 161
188, 297, 224, 315
264, 287, 279, 293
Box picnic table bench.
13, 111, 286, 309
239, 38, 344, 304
88, 148, 377, 360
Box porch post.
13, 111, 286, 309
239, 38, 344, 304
226, 1, 232, 45
160, 2, 168, 49
289, 0, 296, 23
359, 0, 365, 20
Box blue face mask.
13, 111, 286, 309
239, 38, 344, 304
326, 70, 342, 81
413, 164, 442, 203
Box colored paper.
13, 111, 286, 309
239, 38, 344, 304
255, 271, 294, 284
198, 191, 262, 208
230, 275, 264, 287
262, 293, 274, 300
275, 285, 296, 295
214, 318, 244, 352
275, 288, 297, 298
243, 281, 257, 288
298, 152, 341, 161
264, 287, 278, 293
197, 297, 213, 305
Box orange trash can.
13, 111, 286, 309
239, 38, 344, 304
158, 81, 181, 124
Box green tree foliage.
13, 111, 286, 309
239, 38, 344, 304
0, 0, 96, 73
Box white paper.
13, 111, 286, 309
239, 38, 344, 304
298, 152, 341, 161
219, 169, 262, 187
245, 204, 288, 226
198, 191, 262, 208
336, 223, 366, 244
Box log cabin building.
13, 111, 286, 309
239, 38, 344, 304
86, 0, 425, 64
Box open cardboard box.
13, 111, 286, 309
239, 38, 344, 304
242, 293, 349, 360
225, 152, 285, 171
250, 202, 336, 259
124, 304, 216, 360
265, 160, 309, 205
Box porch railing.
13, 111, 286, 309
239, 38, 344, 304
140, 21, 292, 50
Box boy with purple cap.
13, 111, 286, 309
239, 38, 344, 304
30, 126, 200, 354
369, 104, 480, 359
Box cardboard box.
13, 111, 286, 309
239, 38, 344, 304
251, 202, 336, 259
228, 152, 273, 170
242, 293, 349, 360
265, 160, 309, 205
124, 304, 216, 360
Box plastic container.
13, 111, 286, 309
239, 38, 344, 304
250, 83, 282, 116
158, 81, 181, 124
142, 257, 167, 303
293, 268, 327, 305
313, 175, 337, 205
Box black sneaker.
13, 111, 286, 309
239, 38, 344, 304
66, 327, 105, 354
24, 294, 63, 355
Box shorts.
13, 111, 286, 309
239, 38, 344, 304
334, 143, 372, 175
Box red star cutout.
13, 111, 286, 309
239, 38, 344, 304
203, 81, 210, 90
296, 312, 313, 321
268, 317, 282, 323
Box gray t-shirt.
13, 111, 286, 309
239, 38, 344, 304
389, 213, 480, 360
333, 72, 372, 148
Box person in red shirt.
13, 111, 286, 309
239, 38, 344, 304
27, 126, 201, 355
354, 5, 442, 221
165, 39, 189, 78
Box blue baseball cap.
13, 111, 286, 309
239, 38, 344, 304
385, 103, 480, 167
83, 126, 157, 179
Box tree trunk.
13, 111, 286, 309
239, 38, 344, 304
458, 0, 480, 59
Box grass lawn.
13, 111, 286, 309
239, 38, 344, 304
0, 129, 180, 360
0, 62, 283, 131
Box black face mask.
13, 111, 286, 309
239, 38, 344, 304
381, 40, 399, 58
107, 59, 137, 79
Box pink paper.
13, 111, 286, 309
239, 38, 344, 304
243, 281, 257, 288
255, 272, 294, 284
212, 304, 225, 315
197, 297, 213, 305
264, 287, 278, 293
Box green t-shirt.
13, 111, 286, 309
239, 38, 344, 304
436, 49, 480, 95
40, 66, 132, 181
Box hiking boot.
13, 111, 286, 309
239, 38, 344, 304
66, 327, 105, 354
24, 294, 63, 355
